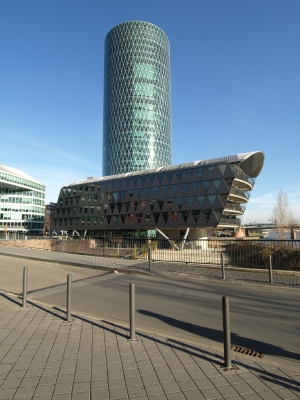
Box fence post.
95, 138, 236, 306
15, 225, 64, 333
129, 283, 135, 340
222, 296, 232, 369
66, 274, 72, 322
148, 248, 152, 271
221, 252, 225, 280
22, 267, 28, 309
268, 255, 273, 285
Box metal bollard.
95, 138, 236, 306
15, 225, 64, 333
269, 255, 273, 285
22, 267, 28, 309
129, 283, 135, 340
148, 248, 152, 271
222, 296, 232, 369
221, 252, 225, 280
66, 274, 72, 322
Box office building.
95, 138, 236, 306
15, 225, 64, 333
0, 164, 45, 237
52, 151, 264, 239
103, 21, 172, 176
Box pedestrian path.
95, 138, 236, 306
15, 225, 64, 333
0, 245, 299, 288
0, 294, 299, 400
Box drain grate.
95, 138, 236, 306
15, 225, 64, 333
231, 345, 264, 358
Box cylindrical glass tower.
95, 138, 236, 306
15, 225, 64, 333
103, 21, 172, 176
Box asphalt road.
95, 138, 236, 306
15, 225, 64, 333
29, 271, 300, 363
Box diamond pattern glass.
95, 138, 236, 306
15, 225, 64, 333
103, 21, 172, 176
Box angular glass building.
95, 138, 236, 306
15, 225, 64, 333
103, 21, 172, 176
52, 151, 264, 239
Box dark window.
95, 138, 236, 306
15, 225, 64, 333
191, 182, 199, 193
202, 181, 210, 192
197, 196, 205, 207
185, 169, 193, 180
202, 209, 211, 222
181, 183, 188, 194
176, 198, 184, 209
207, 166, 215, 177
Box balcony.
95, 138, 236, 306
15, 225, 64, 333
230, 165, 255, 191
223, 202, 245, 216
228, 188, 250, 204
218, 217, 241, 228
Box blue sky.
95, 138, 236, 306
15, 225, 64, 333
1, 0, 299, 223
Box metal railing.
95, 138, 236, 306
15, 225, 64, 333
223, 203, 245, 215
1, 236, 300, 271
229, 187, 250, 201
230, 165, 255, 187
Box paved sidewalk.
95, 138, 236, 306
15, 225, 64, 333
0, 245, 299, 288
0, 294, 299, 400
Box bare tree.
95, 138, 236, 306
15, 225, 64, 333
272, 188, 294, 239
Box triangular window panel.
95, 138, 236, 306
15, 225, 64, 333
181, 183, 188, 194
153, 213, 160, 223
186, 197, 194, 208
202, 209, 212, 222
132, 177, 138, 188
196, 166, 204, 179
149, 199, 156, 211
202, 181, 210, 192
213, 179, 222, 191
124, 202, 130, 212
162, 186, 168, 196
136, 188, 142, 198
171, 184, 178, 195
197, 195, 205, 207
206, 166, 215, 177
152, 187, 159, 196
166, 198, 174, 209
176, 170, 183, 182
208, 195, 216, 206
144, 187, 150, 198
116, 203, 122, 213
218, 164, 227, 176
185, 169, 193, 181
220, 195, 227, 205
214, 210, 222, 221
157, 199, 164, 210
171, 211, 178, 223
120, 191, 126, 201
165, 172, 173, 183
181, 211, 189, 223
136, 214, 143, 224
106, 215, 112, 225
225, 179, 233, 189
140, 176, 146, 186
113, 215, 119, 224
176, 197, 184, 209
191, 210, 201, 223
191, 182, 199, 194
148, 175, 155, 185
162, 212, 169, 223
157, 174, 164, 184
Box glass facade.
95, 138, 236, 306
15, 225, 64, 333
0, 165, 45, 234
103, 21, 172, 176
52, 151, 265, 236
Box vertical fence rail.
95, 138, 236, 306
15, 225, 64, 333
44, 237, 300, 271
22, 267, 28, 309
268, 255, 273, 285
